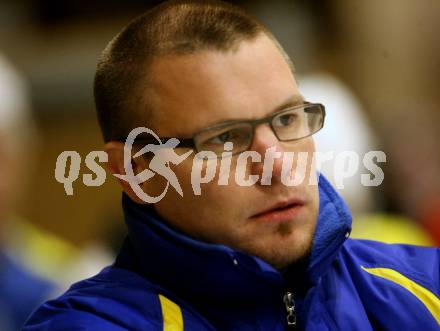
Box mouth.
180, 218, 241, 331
250, 198, 306, 223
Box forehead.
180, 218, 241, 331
147, 34, 301, 136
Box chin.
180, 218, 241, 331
240, 230, 315, 270
269, 242, 312, 269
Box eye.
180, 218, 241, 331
203, 126, 251, 147
275, 113, 297, 127
208, 130, 234, 145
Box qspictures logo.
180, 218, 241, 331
55, 127, 386, 203
113, 127, 192, 203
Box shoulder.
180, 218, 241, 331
23, 266, 165, 331
342, 238, 439, 271
24, 266, 215, 331
338, 239, 440, 300
321, 239, 440, 328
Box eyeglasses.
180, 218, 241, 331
131, 102, 325, 157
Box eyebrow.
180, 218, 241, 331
206, 94, 306, 128
273, 94, 306, 112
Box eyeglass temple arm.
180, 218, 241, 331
133, 137, 195, 148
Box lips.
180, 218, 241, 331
250, 198, 305, 222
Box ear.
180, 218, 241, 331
104, 141, 146, 204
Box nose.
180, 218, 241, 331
248, 124, 285, 185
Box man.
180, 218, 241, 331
0, 53, 56, 331
24, 1, 440, 330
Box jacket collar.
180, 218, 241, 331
116, 174, 352, 301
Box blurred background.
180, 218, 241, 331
0, 0, 439, 329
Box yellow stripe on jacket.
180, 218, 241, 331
159, 294, 184, 331
362, 266, 440, 324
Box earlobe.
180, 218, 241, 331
104, 141, 125, 176
104, 141, 146, 204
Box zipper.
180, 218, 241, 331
283, 291, 297, 329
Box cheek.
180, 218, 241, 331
295, 137, 316, 160
170, 157, 250, 216
295, 138, 316, 176
154, 160, 250, 241
306, 139, 317, 171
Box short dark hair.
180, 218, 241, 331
94, 0, 292, 142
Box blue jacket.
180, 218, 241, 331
24, 176, 440, 330
0, 252, 54, 331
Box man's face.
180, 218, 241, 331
139, 34, 319, 269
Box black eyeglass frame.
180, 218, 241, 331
121, 102, 326, 154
